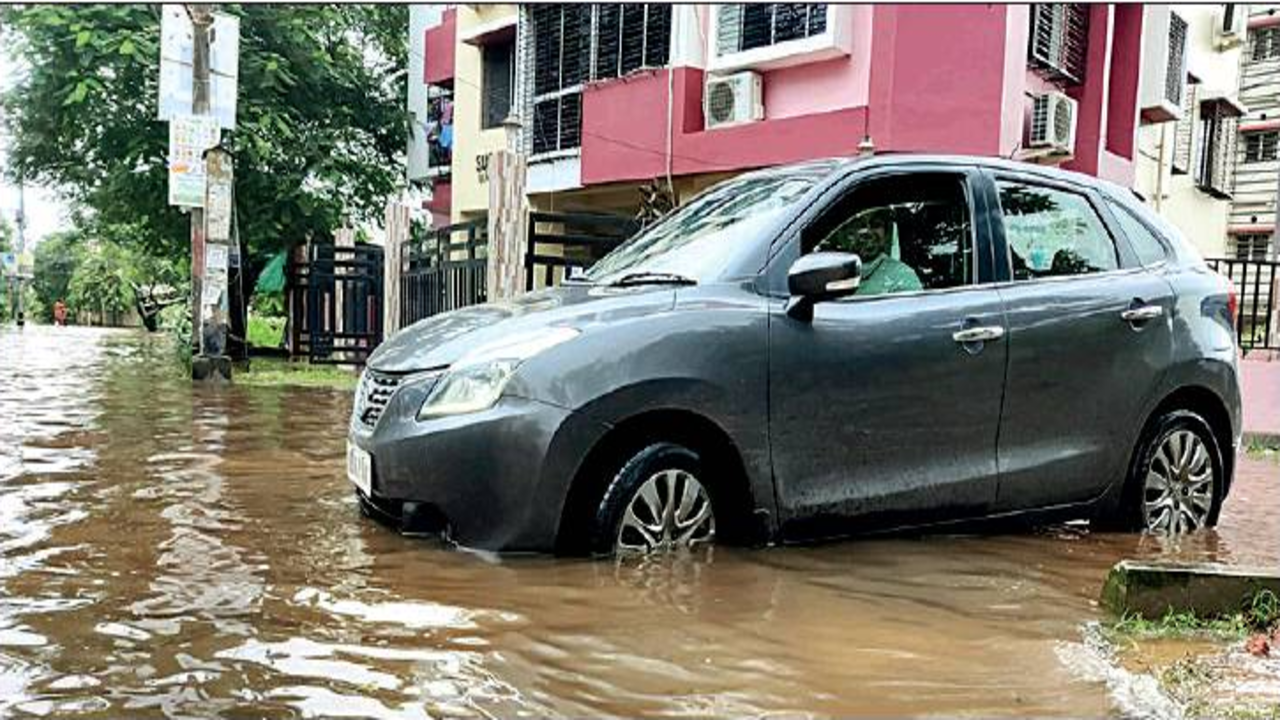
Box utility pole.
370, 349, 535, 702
186, 4, 230, 381
15, 174, 25, 327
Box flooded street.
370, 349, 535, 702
2, 325, 1277, 718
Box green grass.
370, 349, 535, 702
247, 313, 286, 348
1108, 588, 1280, 640
237, 356, 359, 390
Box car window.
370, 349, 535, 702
802, 173, 973, 296
1106, 199, 1169, 266
996, 181, 1118, 280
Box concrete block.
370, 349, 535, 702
1101, 560, 1280, 618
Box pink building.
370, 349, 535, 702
421, 4, 1175, 219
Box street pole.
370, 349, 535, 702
186, 4, 231, 381
15, 174, 25, 327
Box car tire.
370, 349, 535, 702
1108, 409, 1224, 534
588, 442, 718, 556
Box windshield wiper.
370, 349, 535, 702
605, 271, 698, 287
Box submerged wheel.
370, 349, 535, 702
589, 443, 717, 556
1125, 410, 1224, 535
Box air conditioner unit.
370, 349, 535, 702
1028, 91, 1078, 155
704, 71, 764, 129
1140, 7, 1189, 123
1215, 4, 1248, 49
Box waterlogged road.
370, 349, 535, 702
1, 326, 1277, 718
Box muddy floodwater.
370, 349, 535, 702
2, 326, 1277, 718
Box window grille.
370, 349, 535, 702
716, 4, 828, 56
1171, 82, 1198, 175
1194, 100, 1238, 199
1028, 4, 1090, 85
527, 4, 672, 157
1243, 130, 1280, 163
1231, 233, 1273, 261
1250, 26, 1280, 62
1164, 13, 1188, 107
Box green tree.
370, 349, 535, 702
32, 230, 82, 318
0, 216, 12, 254
1, 4, 408, 270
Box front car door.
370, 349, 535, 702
765, 166, 1008, 540
983, 171, 1176, 511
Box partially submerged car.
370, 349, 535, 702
348, 154, 1242, 556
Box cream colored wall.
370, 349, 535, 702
1134, 5, 1241, 257
451, 4, 519, 221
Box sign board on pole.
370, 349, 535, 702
204, 148, 234, 241
158, 7, 240, 129
168, 114, 221, 207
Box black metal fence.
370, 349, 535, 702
400, 219, 488, 326
525, 211, 639, 291
1206, 257, 1279, 353
287, 243, 385, 365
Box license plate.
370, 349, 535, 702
346, 442, 372, 496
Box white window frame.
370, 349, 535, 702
708, 4, 851, 74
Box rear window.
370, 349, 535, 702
1106, 199, 1169, 266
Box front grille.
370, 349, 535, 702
354, 370, 402, 429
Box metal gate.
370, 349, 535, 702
287, 243, 385, 365
400, 219, 488, 326
525, 211, 639, 290
1206, 257, 1279, 353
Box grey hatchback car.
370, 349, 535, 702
347, 155, 1242, 556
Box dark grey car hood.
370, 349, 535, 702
366, 284, 677, 373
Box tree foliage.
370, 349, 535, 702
1, 4, 408, 269
0, 216, 12, 254
31, 220, 186, 324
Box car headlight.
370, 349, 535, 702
417, 327, 578, 419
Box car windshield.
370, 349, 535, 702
584, 164, 833, 284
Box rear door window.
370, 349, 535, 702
1106, 199, 1169, 266
995, 181, 1119, 280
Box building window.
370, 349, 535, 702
1250, 26, 1280, 62
527, 4, 672, 157
1194, 100, 1238, 199
426, 85, 454, 171
1164, 12, 1189, 108
482, 38, 515, 129
529, 5, 590, 156
1171, 82, 1199, 175
1028, 4, 1090, 85
716, 4, 827, 56
595, 5, 672, 79
1232, 233, 1273, 261
1243, 130, 1280, 163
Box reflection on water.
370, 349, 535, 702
1, 326, 1276, 718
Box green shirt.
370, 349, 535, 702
856, 254, 923, 296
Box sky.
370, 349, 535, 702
0, 37, 71, 249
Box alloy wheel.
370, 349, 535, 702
616, 469, 715, 554
1142, 429, 1215, 535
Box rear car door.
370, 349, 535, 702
766, 166, 1007, 539
984, 172, 1175, 511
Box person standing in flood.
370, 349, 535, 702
53, 299, 67, 326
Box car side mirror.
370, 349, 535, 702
786, 252, 862, 321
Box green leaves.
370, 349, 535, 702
62, 80, 89, 105
3, 4, 409, 271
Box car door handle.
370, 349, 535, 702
952, 326, 1005, 343
1120, 305, 1163, 322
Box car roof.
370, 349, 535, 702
844, 152, 1126, 190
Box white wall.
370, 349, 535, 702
1134, 4, 1243, 258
